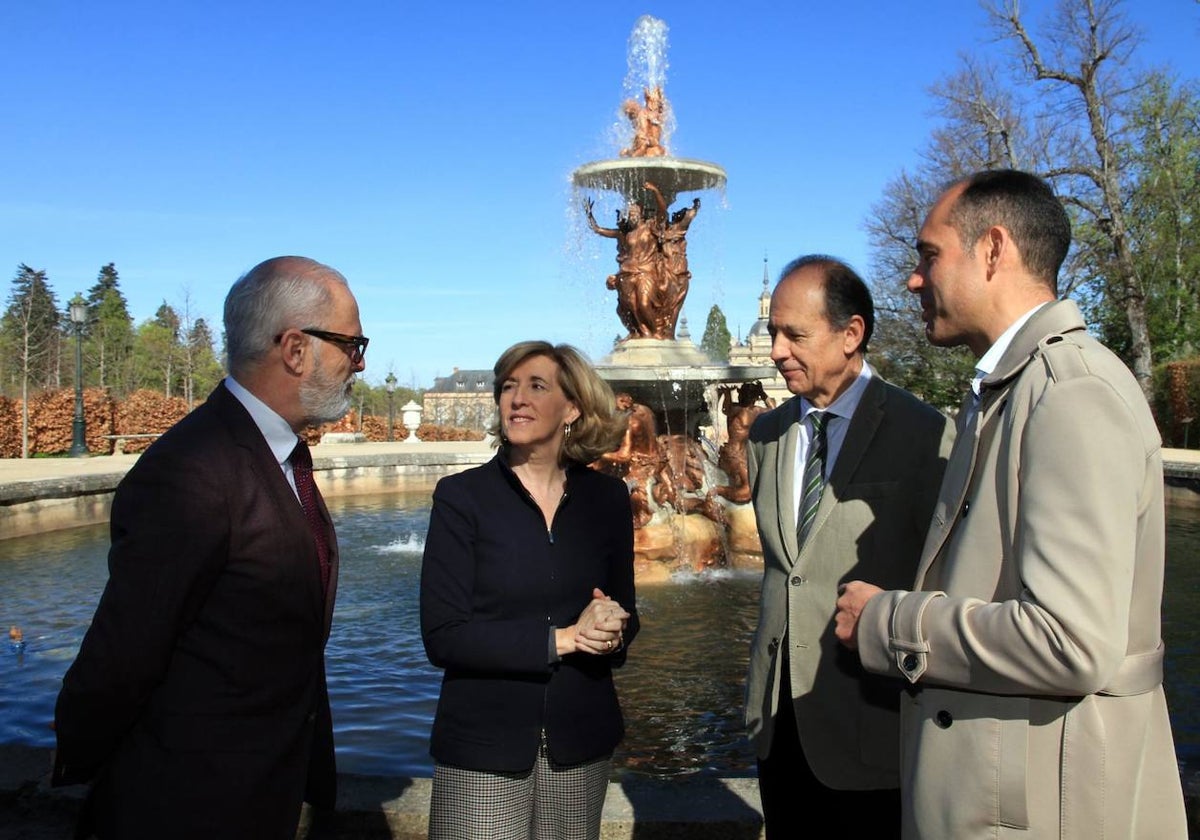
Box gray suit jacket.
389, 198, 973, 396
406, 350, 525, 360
744, 373, 953, 789
859, 300, 1188, 838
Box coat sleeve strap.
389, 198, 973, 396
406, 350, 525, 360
887, 590, 946, 684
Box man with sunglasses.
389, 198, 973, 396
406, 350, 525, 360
53, 256, 368, 840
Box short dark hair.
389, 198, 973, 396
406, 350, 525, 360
778, 254, 875, 353
949, 169, 1071, 292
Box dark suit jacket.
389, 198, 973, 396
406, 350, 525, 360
420, 453, 638, 772
744, 374, 953, 789
52, 384, 338, 840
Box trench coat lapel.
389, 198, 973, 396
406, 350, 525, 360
913, 300, 1089, 589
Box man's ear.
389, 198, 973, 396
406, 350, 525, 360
842, 314, 866, 356
278, 329, 309, 376
982, 225, 1009, 274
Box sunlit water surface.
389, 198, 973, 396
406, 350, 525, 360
2, 493, 1197, 780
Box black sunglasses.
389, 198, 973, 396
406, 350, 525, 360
276, 328, 369, 365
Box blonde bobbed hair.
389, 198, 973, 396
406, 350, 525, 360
489, 341, 627, 465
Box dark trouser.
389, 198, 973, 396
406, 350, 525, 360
757, 680, 901, 840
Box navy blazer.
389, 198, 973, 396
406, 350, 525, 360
420, 453, 638, 772
53, 384, 338, 840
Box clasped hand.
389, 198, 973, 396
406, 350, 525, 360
571, 587, 629, 655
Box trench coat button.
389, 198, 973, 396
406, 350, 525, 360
961, 501, 970, 517
790, 575, 805, 586
767, 637, 779, 655
902, 653, 919, 672
935, 710, 953, 728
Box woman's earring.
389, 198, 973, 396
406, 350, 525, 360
564, 422, 572, 439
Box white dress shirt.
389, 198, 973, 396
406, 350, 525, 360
792, 362, 874, 526
222, 376, 304, 502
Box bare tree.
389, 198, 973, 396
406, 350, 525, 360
865, 170, 977, 410
988, 0, 1154, 394
864, 61, 1030, 409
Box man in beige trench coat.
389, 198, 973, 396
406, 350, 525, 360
835, 169, 1187, 838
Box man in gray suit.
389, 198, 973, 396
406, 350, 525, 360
745, 256, 954, 838
835, 170, 1187, 837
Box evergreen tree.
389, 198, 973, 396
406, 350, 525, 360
700, 304, 732, 362
185, 316, 224, 404
85, 262, 122, 309
84, 263, 134, 393
1, 264, 62, 456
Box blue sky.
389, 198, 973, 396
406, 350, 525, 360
2, 1, 1197, 388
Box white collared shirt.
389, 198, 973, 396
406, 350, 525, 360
222, 376, 304, 502
962, 303, 1049, 428
972, 303, 1049, 400
792, 362, 874, 526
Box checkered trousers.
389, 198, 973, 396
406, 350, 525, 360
428, 735, 611, 840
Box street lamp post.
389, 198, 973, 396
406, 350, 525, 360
385, 373, 397, 442
68, 294, 88, 457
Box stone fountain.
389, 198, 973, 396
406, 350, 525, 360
574, 16, 775, 580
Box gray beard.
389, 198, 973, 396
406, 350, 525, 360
300, 350, 353, 425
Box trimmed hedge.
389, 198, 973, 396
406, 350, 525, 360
0, 389, 482, 456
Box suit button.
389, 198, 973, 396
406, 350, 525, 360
306, 711, 317, 724
902, 654, 919, 672
935, 710, 953, 728
790, 575, 805, 586
961, 501, 970, 517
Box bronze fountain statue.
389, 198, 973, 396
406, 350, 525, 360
573, 16, 774, 578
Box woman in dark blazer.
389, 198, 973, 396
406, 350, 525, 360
420, 340, 638, 840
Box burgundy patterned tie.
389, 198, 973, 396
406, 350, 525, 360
290, 439, 331, 595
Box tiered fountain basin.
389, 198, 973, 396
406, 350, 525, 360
572, 157, 727, 208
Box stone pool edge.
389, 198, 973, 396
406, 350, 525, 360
0, 743, 770, 839
2, 744, 1197, 839
3, 441, 1199, 541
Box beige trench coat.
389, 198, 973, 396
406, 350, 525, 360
859, 300, 1187, 838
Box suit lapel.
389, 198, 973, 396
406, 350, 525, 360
826, 377, 884, 493
773, 398, 802, 565
310, 465, 339, 636
915, 381, 1011, 589
210, 387, 330, 622
800, 377, 885, 561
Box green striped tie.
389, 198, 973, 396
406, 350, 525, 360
797, 412, 829, 545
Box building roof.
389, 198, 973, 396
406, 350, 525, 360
428, 369, 494, 394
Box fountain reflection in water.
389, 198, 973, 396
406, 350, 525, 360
2, 493, 1197, 780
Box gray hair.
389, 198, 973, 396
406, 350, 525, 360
223, 256, 348, 376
